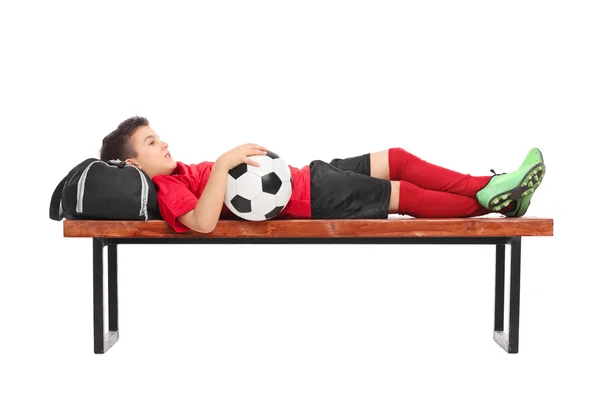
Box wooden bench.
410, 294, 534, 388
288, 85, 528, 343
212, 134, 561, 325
63, 217, 554, 355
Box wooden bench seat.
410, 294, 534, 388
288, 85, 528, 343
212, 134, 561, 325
63, 217, 553, 355
64, 217, 553, 238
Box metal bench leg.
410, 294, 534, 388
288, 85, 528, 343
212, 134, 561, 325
493, 237, 521, 353
93, 238, 120, 354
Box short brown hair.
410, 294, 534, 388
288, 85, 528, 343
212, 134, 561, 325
99, 116, 149, 161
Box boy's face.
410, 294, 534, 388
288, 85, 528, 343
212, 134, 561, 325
125, 125, 177, 179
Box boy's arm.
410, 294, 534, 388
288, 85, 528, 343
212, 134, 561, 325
177, 143, 267, 233
177, 161, 228, 233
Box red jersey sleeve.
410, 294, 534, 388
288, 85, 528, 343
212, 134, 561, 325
152, 175, 197, 233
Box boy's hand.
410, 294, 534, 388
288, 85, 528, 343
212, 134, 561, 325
215, 143, 268, 171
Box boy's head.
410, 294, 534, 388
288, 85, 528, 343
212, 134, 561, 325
100, 116, 176, 179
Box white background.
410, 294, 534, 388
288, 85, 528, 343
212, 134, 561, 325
1, 0, 599, 398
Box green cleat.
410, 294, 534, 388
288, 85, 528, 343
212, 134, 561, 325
476, 149, 546, 214
503, 148, 545, 217
521, 147, 544, 167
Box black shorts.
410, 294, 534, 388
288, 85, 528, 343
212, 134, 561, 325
309, 153, 391, 219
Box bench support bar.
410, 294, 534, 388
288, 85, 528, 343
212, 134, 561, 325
493, 237, 521, 353
93, 238, 119, 354
90, 236, 522, 354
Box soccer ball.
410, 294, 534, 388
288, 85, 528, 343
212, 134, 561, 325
224, 150, 293, 221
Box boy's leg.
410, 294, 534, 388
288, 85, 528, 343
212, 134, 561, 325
311, 153, 514, 219
388, 181, 399, 213
369, 148, 492, 198
390, 180, 494, 217
375, 148, 544, 214
370, 150, 391, 180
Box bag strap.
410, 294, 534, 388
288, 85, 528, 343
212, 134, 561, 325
49, 174, 68, 221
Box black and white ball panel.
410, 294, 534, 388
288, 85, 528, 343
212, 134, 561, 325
224, 150, 293, 221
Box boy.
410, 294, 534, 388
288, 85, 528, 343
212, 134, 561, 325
99, 116, 546, 234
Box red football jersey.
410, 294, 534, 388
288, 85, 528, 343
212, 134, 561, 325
152, 161, 311, 233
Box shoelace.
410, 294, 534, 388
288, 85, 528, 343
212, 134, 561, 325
490, 169, 506, 176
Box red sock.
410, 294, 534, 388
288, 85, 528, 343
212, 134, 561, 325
398, 180, 491, 218
388, 148, 492, 198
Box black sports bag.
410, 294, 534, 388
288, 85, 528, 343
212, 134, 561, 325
50, 158, 162, 221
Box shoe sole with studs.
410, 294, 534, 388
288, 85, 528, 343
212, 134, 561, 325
488, 163, 546, 212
